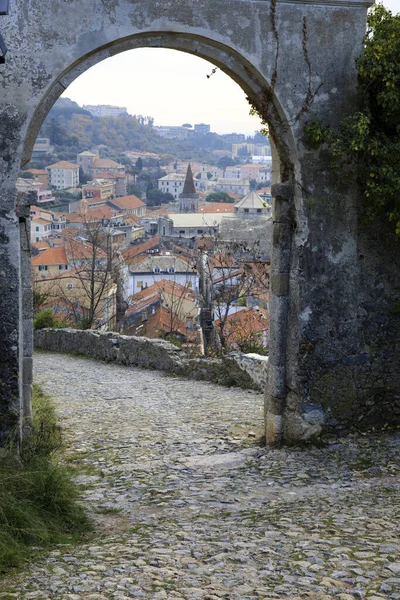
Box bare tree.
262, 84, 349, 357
197, 237, 270, 353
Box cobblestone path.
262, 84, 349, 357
1, 352, 399, 600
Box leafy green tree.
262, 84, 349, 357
205, 192, 234, 203
127, 184, 144, 198
79, 167, 91, 185
217, 156, 236, 169
146, 188, 174, 206
304, 6, 400, 236
249, 179, 257, 191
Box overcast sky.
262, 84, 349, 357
63, 0, 400, 136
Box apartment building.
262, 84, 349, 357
47, 161, 79, 189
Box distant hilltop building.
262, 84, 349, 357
194, 123, 210, 135
221, 133, 246, 144
232, 142, 271, 158
154, 125, 191, 140
32, 137, 53, 158
83, 104, 128, 118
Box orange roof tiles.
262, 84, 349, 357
31, 246, 68, 266
214, 307, 269, 345
32, 217, 52, 225
108, 195, 145, 210
65, 238, 107, 261
46, 161, 78, 169
198, 203, 235, 214
92, 158, 123, 169
120, 236, 160, 262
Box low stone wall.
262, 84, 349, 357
34, 329, 268, 391
229, 352, 269, 390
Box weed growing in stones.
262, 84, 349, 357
0, 385, 92, 575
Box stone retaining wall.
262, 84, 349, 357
34, 329, 268, 391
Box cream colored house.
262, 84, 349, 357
47, 161, 79, 189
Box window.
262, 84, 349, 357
244, 209, 249, 213
59, 265, 68, 271
167, 266, 175, 274
38, 265, 47, 271
257, 209, 262, 213
36, 226, 39, 232
197, 229, 203, 234
153, 267, 160, 274
66, 283, 73, 290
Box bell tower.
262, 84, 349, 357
179, 164, 198, 213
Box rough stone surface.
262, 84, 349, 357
34, 328, 263, 390
1, 352, 399, 599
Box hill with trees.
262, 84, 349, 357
32, 98, 236, 168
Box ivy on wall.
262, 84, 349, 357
304, 6, 400, 236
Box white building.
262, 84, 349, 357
159, 213, 234, 238
46, 161, 79, 189
83, 104, 128, 118
154, 126, 190, 140
234, 191, 272, 219
31, 218, 53, 243
208, 178, 250, 196
158, 173, 201, 200
124, 254, 199, 298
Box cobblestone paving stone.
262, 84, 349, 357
1, 352, 399, 600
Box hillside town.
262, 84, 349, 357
21, 103, 272, 354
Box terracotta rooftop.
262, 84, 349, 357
92, 158, 123, 169
31, 246, 68, 266
120, 236, 160, 262
128, 278, 195, 307
23, 169, 48, 175
199, 203, 235, 214
214, 307, 269, 344
46, 161, 78, 169
97, 171, 127, 180
32, 217, 52, 225
65, 238, 107, 261
108, 195, 145, 210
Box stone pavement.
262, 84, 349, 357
1, 352, 399, 600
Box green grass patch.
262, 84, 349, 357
0, 384, 92, 575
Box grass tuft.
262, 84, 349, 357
0, 384, 92, 575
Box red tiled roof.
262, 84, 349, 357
214, 307, 269, 345
108, 195, 145, 210
31, 246, 68, 266
92, 158, 123, 169
199, 203, 235, 214
46, 161, 78, 169
65, 238, 107, 261
120, 236, 160, 262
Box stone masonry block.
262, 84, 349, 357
23, 356, 33, 385
270, 273, 290, 296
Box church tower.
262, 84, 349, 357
179, 163, 199, 213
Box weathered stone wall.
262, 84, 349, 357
34, 328, 265, 391
3, 0, 400, 447
229, 352, 269, 390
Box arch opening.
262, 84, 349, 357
22, 31, 297, 185
22, 30, 299, 448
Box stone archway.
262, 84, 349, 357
3, 0, 398, 448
